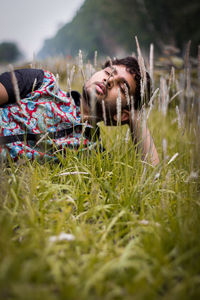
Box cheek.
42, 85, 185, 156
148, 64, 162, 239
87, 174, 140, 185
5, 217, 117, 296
105, 90, 119, 107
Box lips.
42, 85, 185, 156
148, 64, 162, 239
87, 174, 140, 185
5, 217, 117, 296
95, 82, 106, 95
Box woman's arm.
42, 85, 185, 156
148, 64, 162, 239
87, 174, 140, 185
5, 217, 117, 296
129, 110, 159, 166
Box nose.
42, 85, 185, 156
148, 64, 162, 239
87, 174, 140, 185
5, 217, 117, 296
103, 74, 114, 89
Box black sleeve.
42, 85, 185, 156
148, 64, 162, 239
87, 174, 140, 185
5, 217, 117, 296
0, 69, 44, 103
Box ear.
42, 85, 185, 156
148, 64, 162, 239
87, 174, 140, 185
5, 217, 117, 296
113, 109, 130, 124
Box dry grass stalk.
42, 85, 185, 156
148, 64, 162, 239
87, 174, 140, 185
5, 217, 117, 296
142, 107, 147, 138
66, 77, 71, 94
160, 77, 169, 116
66, 63, 70, 81
35, 132, 49, 147
78, 50, 86, 84
141, 165, 147, 183
130, 96, 135, 124
9, 65, 20, 105
162, 138, 167, 161
9, 65, 30, 119
80, 69, 86, 85
149, 43, 154, 90
116, 88, 121, 126
176, 105, 182, 129
147, 88, 159, 119
184, 41, 191, 71
90, 87, 96, 127
55, 73, 59, 95
102, 100, 107, 125
124, 83, 130, 106
168, 67, 175, 94
94, 51, 98, 69
70, 66, 75, 84
31, 78, 37, 97
78, 50, 83, 71
169, 90, 183, 103
168, 152, 179, 165
135, 36, 147, 104
125, 127, 130, 144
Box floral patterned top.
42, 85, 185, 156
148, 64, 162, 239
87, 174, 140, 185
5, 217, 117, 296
0, 70, 98, 161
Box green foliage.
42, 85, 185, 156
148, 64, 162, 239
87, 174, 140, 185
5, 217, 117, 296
0, 112, 199, 299
0, 54, 200, 299
1, 39, 200, 299
0, 42, 22, 63
38, 0, 200, 59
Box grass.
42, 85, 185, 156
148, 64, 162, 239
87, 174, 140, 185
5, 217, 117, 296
0, 52, 200, 300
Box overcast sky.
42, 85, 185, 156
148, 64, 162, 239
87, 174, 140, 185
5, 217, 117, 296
0, 0, 85, 60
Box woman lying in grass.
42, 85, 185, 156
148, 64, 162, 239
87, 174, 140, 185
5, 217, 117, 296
0, 57, 159, 165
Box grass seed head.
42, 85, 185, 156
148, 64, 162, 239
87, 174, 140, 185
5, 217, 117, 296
116, 88, 122, 125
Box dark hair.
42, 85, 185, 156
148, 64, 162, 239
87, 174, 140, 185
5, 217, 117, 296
103, 56, 151, 110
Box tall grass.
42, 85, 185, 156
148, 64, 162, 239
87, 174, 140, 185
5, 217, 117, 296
0, 45, 199, 300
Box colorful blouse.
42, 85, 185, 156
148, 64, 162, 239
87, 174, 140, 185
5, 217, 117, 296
0, 70, 98, 161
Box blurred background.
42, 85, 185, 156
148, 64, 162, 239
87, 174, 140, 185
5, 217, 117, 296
0, 0, 199, 64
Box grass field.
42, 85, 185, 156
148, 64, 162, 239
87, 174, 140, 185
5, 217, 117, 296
0, 50, 200, 300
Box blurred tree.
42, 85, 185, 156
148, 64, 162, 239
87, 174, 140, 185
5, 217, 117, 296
0, 42, 22, 63
38, 0, 200, 59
